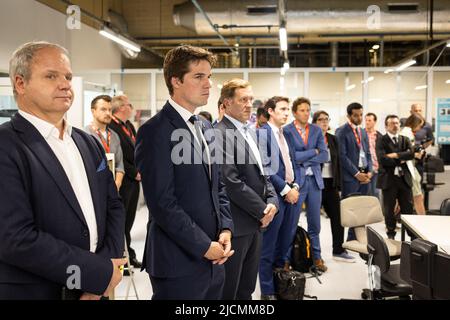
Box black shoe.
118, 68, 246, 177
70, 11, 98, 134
260, 294, 277, 300
129, 257, 142, 268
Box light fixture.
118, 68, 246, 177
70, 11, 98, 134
99, 26, 141, 53
369, 49, 375, 53
415, 85, 427, 90
395, 59, 416, 71
279, 25, 288, 51
234, 43, 239, 48
372, 44, 380, 50
384, 68, 394, 74
446, 79, 450, 84
346, 84, 356, 91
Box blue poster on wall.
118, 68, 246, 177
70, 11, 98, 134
436, 98, 450, 145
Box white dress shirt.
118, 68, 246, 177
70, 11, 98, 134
387, 131, 401, 176
267, 122, 294, 196
19, 110, 98, 252
225, 114, 264, 174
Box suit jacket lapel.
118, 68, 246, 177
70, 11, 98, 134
164, 103, 210, 180
12, 114, 88, 227
222, 117, 260, 172
71, 130, 102, 229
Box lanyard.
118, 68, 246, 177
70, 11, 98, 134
294, 120, 309, 145
93, 126, 111, 153
112, 116, 135, 143
349, 122, 362, 148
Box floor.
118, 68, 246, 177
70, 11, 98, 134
114, 196, 404, 300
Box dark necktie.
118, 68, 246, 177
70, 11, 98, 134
393, 136, 398, 146
189, 115, 211, 179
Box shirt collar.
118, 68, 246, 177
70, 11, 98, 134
267, 121, 281, 135
387, 131, 399, 140
169, 97, 195, 125
19, 110, 72, 140
224, 114, 248, 131
348, 121, 360, 130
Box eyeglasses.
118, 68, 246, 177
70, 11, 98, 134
317, 117, 330, 122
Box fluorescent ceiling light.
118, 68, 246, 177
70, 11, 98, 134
369, 49, 375, 53
99, 27, 141, 53
395, 59, 416, 71
279, 27, 288, 51
346, 84, 356, 91
372, 44, 380, 50
415, 85, 427, 90
384, 68, 394, 74
446, 79, 450, 84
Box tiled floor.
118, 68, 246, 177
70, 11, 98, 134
115, 199, 403, 300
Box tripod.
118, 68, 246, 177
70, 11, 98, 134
123, 236, 140, 300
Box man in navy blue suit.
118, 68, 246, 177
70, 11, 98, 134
336, 103, 373, 199
135, 45, 234, 300
336, 102, 373, 241
0, 42, 126, 300
283, 97, 329, 272
257, 96, 301, 299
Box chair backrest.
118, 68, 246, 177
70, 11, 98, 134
400, 241, 412, 285
340, 196, 384, 228
366, 226, 390, 274
410, 239, 437, 299
440, 198, 450, 216
432, 251, 450, 299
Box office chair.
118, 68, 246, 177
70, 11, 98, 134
409, 238, 437, 300
432, 251, 450, 299
440, 198, 450, 216
340, 196, 401, 259
364, 226, 412, 300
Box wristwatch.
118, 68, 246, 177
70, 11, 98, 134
291, 183, 300, 191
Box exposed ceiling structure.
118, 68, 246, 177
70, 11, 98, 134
37, 0, 450, 68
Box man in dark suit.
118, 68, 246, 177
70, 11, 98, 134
336, 102, 373, 198
257, 96, 301, 299
283, 97, 329, 272
336, 102, 373, 241
376, 115, 415, 239
135, 45, 234, 300
0, 41, 126, 300
215, 79, 278, 300
109, 94, 141, 268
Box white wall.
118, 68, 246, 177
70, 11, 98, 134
0, 0, 122, 73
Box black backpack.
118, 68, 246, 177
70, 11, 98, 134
291, 225, 314, 273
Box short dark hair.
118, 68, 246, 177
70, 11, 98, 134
163, 45, 216, 96
292, 97, 311, 113
365, 112, 377, 122
312, 110, 329, 124
256, 106, 267, 118
347, 102, 363, 116
263, 96, 289, 119
91, 95, 112, 109
198, 111, 213, 123
384, 114, 399, 126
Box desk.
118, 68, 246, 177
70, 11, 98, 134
401, 215, 450, 253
